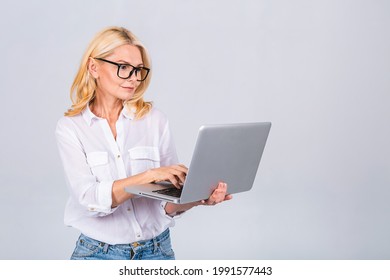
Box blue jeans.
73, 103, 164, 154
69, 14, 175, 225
70, 228, 175, 260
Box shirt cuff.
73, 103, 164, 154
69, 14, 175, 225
87, 180, 117, 216
159, 201, 185, 219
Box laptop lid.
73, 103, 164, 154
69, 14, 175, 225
125, 122, 271, 204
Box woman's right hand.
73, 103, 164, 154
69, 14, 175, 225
147, 164, 188, 188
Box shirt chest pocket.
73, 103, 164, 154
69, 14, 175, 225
128, 146, 161, 175
86, 151, 111, 181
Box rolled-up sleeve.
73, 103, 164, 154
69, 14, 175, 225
157, 119, 186, 218
55, 118, 116, 217
159, 120, 179, 167
159, 201, 185, 219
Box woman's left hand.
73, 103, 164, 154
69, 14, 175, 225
164, 182, 233, 216
199, 182, 233, 206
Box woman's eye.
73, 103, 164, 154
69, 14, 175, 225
120, 65, 129, 71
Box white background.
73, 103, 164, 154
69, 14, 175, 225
0, 0, 389, 259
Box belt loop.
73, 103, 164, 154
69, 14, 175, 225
103, 243, 109, 254
153, 237, 158, 254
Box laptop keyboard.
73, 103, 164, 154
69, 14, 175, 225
153, 187, 182, 198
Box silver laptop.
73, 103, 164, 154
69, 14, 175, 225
125, 122, 271, 204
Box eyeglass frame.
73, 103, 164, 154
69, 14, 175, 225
94, 57, 150, 81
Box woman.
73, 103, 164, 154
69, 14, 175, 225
55, 26, 232, 260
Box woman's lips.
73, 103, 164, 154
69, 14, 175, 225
122, 86, 134, 91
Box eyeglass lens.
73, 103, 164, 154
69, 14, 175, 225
118, 65, 148, 81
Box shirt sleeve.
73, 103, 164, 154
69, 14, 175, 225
159, 119, 179, 166
158, 201, 185, 220
55, 118, 117, 217
157, 117, 185, 219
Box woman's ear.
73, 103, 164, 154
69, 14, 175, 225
88, 57, 99, 79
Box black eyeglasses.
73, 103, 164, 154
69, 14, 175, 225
94, 57, 150, 81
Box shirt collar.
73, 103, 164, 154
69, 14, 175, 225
122, 103, 136, 120
82, 103, 135, 126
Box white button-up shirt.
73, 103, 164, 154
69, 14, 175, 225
55, 105, 179, 245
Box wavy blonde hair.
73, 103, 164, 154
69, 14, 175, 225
65, 26, 152, 119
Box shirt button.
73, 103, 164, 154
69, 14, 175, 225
127, 208, 131, 212
117, 154, 121, 158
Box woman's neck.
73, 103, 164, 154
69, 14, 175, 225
90, 96, 123, 123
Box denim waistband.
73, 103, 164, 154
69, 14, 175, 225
79, 228, 170, 250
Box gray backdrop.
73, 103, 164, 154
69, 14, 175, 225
0, 0, 389, 259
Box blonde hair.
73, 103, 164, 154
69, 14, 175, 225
65, 26, 152, 119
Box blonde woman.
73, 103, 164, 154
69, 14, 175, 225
55, 26, 232, 260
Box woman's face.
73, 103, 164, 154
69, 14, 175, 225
92, 44, 143, 102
